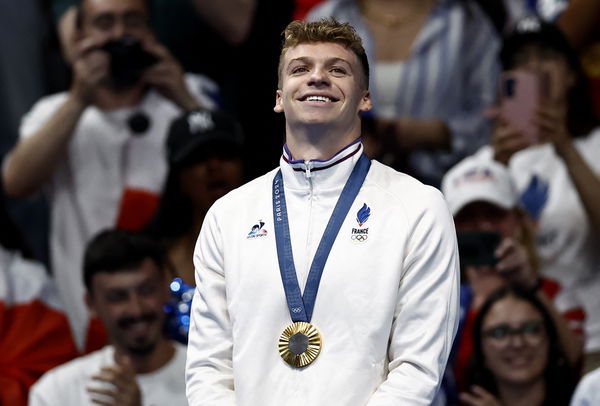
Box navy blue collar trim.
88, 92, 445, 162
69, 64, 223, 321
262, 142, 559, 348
282, 138, 362, 173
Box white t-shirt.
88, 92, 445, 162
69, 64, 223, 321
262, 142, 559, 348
570, 366, 600, 406
16, 74, 217, 350
507, 128, 600, 352
29, 343, 188, 406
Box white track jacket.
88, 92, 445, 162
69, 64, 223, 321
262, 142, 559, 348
186, 141, 460, 405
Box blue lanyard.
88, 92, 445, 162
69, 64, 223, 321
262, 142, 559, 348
272, 153, 371, 322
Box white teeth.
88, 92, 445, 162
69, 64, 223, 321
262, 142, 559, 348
305, 95, 332, 102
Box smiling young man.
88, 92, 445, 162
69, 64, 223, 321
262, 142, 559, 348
29, 229, 188, 406
186, 19, 460, 405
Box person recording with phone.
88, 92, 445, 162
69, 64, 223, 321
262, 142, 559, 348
487, 17, 600, 373
1, 0, 219, 352
441, 156, 584, 401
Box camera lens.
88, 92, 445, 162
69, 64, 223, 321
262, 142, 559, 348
505, 78, 515, 98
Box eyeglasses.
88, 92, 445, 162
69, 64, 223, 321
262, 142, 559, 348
483, 320, 546, 345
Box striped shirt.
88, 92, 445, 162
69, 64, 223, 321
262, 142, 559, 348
308, 0, 501, 186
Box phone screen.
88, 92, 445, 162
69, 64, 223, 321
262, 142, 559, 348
500, 70, 542, 145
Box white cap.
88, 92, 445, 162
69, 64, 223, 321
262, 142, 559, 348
441, 156, 518, 216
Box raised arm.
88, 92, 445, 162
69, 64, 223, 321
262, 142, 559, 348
2, 37, 108, 198
537, 105, 600, 237
367, 188, 460, 405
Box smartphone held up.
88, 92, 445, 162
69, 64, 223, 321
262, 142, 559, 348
499, 70, 550, 145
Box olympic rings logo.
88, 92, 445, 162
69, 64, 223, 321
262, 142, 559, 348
351, 234, 368, 242
291, 307, 302, 313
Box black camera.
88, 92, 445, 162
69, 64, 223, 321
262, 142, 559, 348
457, 231, 501, 267
102, 36, 158, 88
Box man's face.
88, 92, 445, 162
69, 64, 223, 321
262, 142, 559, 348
80, 0, 152, 43
274, 42, 371, 129
86, 258, 168, 356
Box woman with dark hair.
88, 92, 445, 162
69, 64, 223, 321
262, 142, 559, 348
461, 287, 578, 405
490, 17, 600, 372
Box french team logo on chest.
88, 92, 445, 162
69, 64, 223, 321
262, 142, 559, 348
350, 203, 370, 243
246, 220, 268, 239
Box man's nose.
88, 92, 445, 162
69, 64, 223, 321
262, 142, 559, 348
109, 21, 127, 39
128, 294, 144, 316
308, 67, 330, 86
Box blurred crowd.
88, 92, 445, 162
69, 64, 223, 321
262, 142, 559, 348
0, 0, 599, 405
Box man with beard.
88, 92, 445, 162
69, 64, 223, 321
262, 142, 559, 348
1, 0, 217, 351
29, 229, 187, 406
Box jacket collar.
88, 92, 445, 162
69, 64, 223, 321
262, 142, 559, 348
279, 139, 364, 192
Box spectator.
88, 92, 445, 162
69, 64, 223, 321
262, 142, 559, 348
307, 0, 500, 187
524, 0, 600, 116
54, 0, 292, 180
489, 17, 600, 372
0, 192, 78, 406
570, 365, 600, 405
146, 109, 245, 344
462, 287, 578, 406
1, 0, 218, 351
147, 109, 245, 285
441, 156, 584, 398
29, 229, 187, 406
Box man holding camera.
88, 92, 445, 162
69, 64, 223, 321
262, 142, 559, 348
1, 0, 217, 350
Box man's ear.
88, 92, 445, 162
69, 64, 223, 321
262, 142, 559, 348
274, 89, 284, 113
359, 90, 372, 112
85, 291, 98, 318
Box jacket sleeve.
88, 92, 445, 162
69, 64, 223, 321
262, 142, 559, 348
186, 206, 236, 405
366, 187, 460, 405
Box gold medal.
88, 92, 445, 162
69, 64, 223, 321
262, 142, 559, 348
278, 321, 322, 367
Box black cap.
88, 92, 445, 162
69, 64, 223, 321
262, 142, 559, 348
167, 109, 244, 166
500, 17, 578, 70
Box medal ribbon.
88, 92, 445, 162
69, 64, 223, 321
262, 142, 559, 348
272, 153, 370, 322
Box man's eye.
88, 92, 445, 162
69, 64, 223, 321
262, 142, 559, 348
291, 67, 308, 74
105, 291, 127, 303
139, 283, 158, 296
94, 15, 114, 31
331, 67, 346, 74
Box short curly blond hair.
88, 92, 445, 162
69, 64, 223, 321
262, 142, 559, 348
277, 18, 370, 89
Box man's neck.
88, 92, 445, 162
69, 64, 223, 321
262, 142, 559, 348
94, 83, 147, 111
284, 120, 361, 161
115, 338, 175, 374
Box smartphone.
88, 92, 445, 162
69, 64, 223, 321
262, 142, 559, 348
457, 231, 501, 267
499, 70, 548, 145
